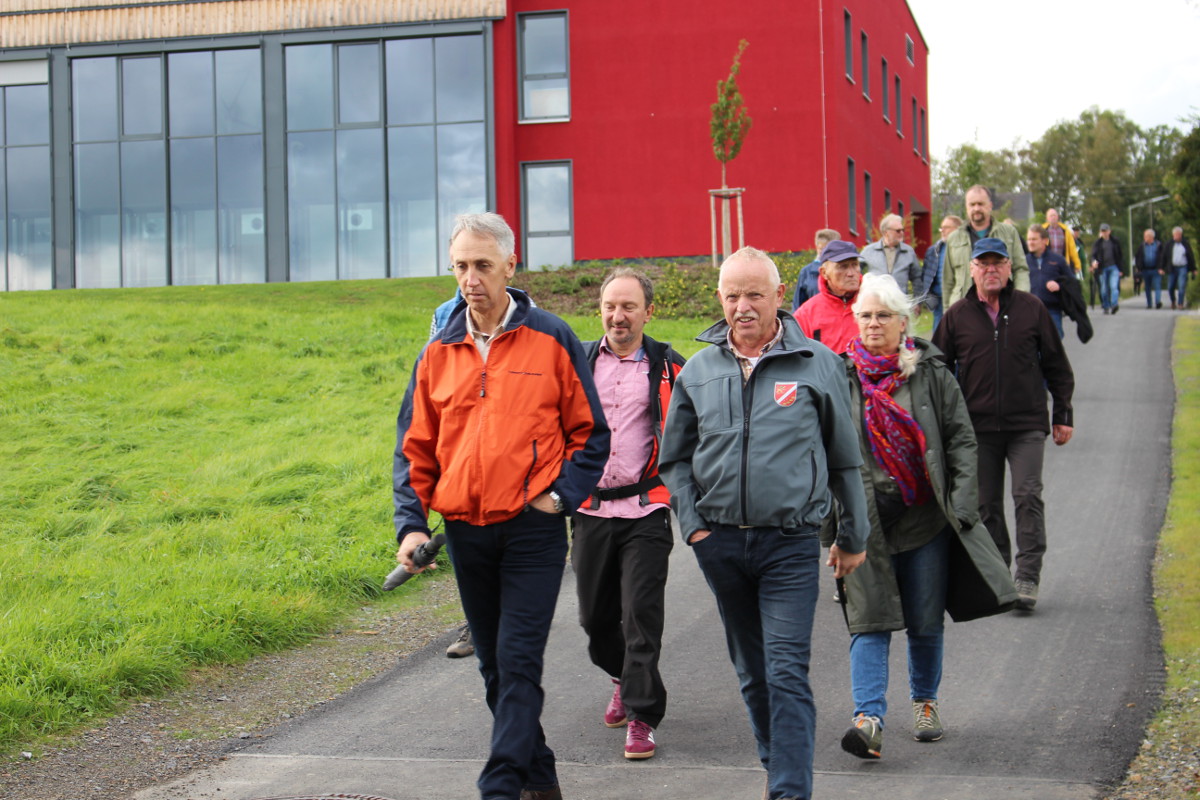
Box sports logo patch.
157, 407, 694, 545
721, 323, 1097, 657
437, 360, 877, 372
774, 381, 798, 407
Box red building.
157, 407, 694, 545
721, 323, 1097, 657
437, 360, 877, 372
494, 0, 931, 267
0, 1, 928, 289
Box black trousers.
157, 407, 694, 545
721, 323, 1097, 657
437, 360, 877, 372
570, 507, 673, 728
975, 430, 1047, 583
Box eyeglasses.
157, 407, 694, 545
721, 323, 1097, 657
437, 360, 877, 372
855, 311, 898, 323
971, 259, 1010, 271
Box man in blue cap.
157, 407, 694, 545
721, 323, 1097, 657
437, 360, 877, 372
932, 238, 1075, 613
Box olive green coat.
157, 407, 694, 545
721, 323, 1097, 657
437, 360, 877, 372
821, 339, 1017, 633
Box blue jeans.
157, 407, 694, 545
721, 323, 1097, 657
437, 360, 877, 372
692, 525, 821, 800
446, 508, 568, 800
1143, 270, 1162, 307
1169, 267, 1189, 307
1099, 264, 1121, 309
1047, 307, 1063, 339
848, 527, 950, 724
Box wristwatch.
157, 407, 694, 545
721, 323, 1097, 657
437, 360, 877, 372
548, 490, 564, 513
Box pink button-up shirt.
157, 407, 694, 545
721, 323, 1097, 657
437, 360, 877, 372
576, 339, 666, 520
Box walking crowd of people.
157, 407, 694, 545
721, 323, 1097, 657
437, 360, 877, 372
391, 196, 1187, 799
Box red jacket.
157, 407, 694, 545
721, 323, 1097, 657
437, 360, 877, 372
793, 274, 859, 355
394, 290, 610, 535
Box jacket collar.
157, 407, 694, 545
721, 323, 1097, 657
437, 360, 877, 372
697, 310, 818, 359
439, 287, 533, 344
964, 278, 1015, 309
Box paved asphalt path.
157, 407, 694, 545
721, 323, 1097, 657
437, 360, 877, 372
138, 305, 1174, 800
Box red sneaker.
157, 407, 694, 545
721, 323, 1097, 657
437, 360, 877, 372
624, 719, 656, 759
604, 679, 626, 727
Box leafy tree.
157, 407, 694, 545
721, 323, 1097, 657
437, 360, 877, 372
710, 39, 752, 259
710, 38, 752, 189
1165, 119, 1200, 236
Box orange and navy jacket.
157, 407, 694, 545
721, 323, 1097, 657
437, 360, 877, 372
579, 334, 685, 509
394, 289, 610, 538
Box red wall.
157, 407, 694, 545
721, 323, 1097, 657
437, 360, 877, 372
493, 0, 930, 262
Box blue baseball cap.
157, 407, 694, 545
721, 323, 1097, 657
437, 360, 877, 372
820, 240, 861, 263
971, 237, 1009, 259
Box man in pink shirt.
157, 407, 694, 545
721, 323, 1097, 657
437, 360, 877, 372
574, 267, 685, 761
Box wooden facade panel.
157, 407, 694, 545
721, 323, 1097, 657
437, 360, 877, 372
0, 1, 506, 48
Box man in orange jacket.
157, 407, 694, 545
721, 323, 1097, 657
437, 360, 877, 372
395, 212, 610, 800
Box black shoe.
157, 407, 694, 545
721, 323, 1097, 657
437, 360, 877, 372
1112, 305, 1119, 315
520, 787, 563, 800
1157, 302, 1163, 309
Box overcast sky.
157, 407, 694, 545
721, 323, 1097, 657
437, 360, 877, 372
905, 0, 1200, 161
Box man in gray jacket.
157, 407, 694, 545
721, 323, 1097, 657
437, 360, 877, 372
860, 213, 921, 297
660, 246, 870, 800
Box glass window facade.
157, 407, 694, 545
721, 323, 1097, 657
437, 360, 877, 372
519, 12, 569, 121
522, 161, 572, 270
287, 34, 487, 280
0, 24, 490, 291
2, 80, 52, 291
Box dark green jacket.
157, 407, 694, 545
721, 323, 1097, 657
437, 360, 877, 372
821, 338, 1017, 632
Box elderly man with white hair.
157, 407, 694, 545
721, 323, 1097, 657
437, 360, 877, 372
660, 246, 869, 800
860, 213, 922, 299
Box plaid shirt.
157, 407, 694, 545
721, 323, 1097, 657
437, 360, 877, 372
1047, 224, 1066, 256
726, 318, 784, 382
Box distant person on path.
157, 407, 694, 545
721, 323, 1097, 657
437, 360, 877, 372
943, 185, 1029, 305
860, 214, 921, 296
1090, 223, 1124, 315
572, 267, 685, 761
920, 215, 961, 331
833, 273, 1016, 760
792, 228, 841, 311
933, 238, 1074, 614
1133, 229, 1165, 310
1044, 208, 1082, 278
660, 246, 869, 800
1026, 224, 1075, 338
794, 240, 864, 354
1166, 226, 1197, 310
395, 212, 609, 800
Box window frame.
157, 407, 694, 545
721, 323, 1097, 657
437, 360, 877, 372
881, 57, 889, 121
860, 31, 869, 99
520, 159, 574, 270
517, 10, 570, 123
843, 10, 854, 83
847, 157, 857, 236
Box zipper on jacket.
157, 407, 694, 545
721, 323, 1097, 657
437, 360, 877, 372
739, 377, 754, 525
480, 370, 487, 397
523, 439, 538, 507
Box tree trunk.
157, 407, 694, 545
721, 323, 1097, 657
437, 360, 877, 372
721, 162, 732, 261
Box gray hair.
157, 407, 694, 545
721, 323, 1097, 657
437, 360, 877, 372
879, 213, 903, 233
852, 273, 918, 378
450, 212, 516, 261
600, 266, 654, 307
721, 246, 781, 289
1174, 226, 1185, 235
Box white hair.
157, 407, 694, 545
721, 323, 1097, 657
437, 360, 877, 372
852, 273, 918, 378
720, 246, 781, 289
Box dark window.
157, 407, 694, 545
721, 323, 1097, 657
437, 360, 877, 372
881, 58, 889, 120
920, 107, 928, 159
847, 158, 857, 235
894, 75, 902, 134
522, 161, 573, 269
906, 34, 915, 64
519, 11, 570, 120
844, 10, 853, 81
912, 97, 919, 151
860, 32, 869, 97
864, 172, 872, 235
884, 189, 892, 212
898, 201, 905, 220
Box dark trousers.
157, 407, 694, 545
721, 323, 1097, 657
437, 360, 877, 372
445, 508, 568, 800
570, 507, 673, 728
692, 525, 821, 800
976, 430, 1047, 583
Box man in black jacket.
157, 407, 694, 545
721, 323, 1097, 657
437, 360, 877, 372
932, 238, 1075, 613
1089, 223, 1124, 315
1164, 226, 1197, 310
